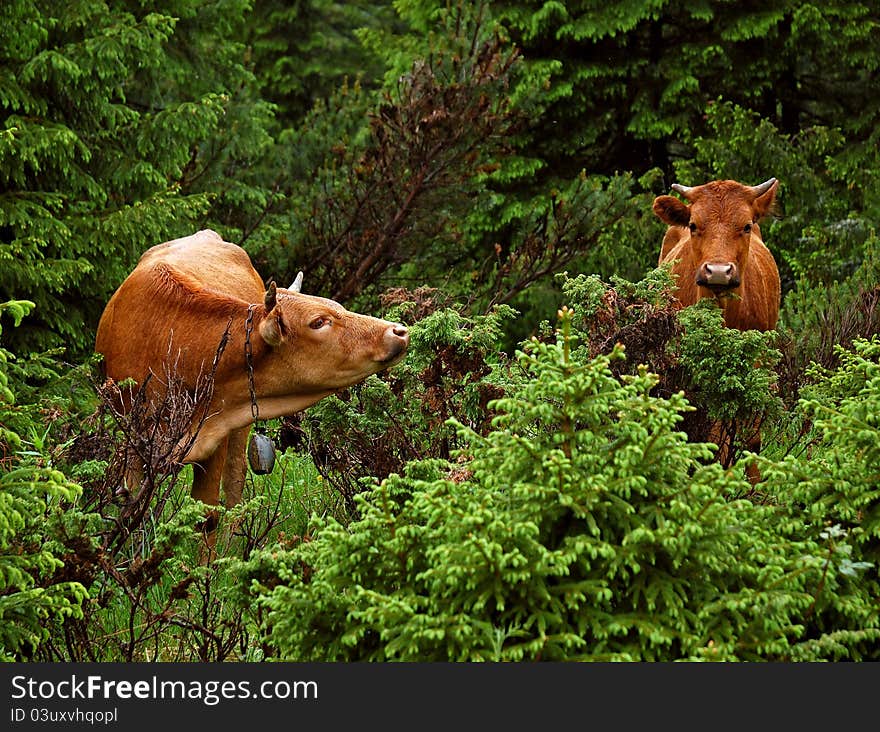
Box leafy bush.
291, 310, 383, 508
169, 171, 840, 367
245, 310, 855, 661
559, 268, 782, 471
285, 296, 516, 513
0, 300, 86, 660
758, 337, 880, 659
778, 244, 880, 406
0, 329, 334, 662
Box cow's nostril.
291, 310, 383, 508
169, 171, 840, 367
380, 323, 409, 365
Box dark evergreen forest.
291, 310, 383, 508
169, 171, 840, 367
2, 1, 879, 661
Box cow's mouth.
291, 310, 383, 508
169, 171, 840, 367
697, 279, 740, 295
379, 348, 407, 368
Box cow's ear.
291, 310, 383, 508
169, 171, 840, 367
652, 195, 690, 227
752, 179, 779, 219
259, 311, 284, 347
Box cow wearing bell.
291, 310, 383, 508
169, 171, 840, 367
652, 178, 780, 331
95, 229, 409, 544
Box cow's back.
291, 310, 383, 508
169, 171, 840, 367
96, 230, 263, 388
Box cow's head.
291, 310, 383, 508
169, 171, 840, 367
652, 178, 778, 295
256, 275, 409, 393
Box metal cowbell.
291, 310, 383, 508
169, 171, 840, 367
248, 429, 276, 475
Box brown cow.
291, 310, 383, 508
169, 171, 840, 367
96, 230, 409, 548
652, 178, 781, 480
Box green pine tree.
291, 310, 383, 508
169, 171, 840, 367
0, 300, 86, 660
243, 309, 854, 660
0, 0, 275, 355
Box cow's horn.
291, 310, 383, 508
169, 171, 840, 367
289, 271, 304, 293
671, 183, 696, 201
264, 280, 277, 311
749, 178, 777, 197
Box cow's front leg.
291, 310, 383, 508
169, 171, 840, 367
191, 436, 229, 561
221, 427, 250, 509
216, 427, 251, 545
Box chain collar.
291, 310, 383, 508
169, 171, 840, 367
244, 304, 260, 423
244, 304, 277, 475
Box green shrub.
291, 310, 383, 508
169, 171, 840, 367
287, 299, 516, 512
778, 244, 880, 406
0, 300, 87, 660
559, 268, 782, 470
675, 300, 782, 425
758, 336, 880, 659
247, 309, 844, 661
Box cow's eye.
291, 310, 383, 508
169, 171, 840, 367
743, 223, 752, 234
688, 222, 698, 233
310, 317, 330, 330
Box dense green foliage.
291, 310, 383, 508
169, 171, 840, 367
248, 311, 878, 660
1, 0, 878, 661
1, 0, 273, 354
290, 300, 515, 509
0, 301, 86, 660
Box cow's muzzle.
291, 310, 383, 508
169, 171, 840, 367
380, 323, 410, 366
696, 261, 740, 293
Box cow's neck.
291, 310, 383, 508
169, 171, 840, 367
182, 389, 334, 464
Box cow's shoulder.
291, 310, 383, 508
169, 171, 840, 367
138, 229, 224, 262
658, 226, 689, 265
749, 237, 781, 296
